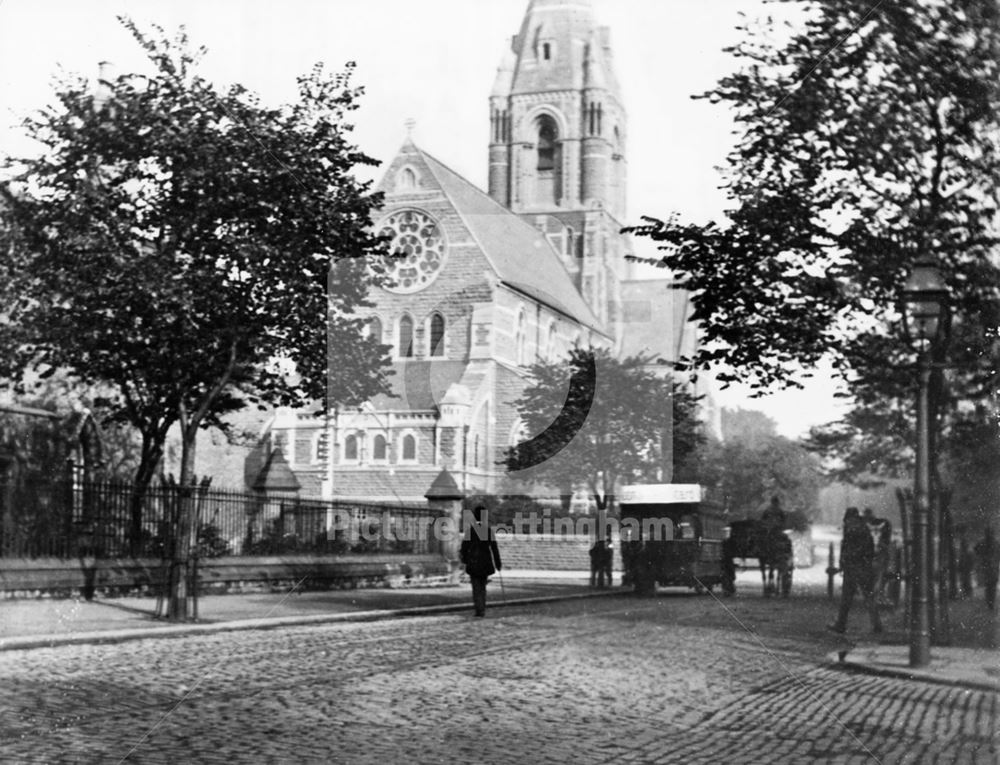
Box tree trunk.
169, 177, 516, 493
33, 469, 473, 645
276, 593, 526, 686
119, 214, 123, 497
127, 440, 162, 556
166, 425, 198, 621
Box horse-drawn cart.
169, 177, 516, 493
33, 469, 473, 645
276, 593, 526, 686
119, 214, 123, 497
723, 519, 794, 597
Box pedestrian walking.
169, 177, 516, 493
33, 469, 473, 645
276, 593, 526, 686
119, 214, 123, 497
459, 505, 502, 617
828, 507, 883, 635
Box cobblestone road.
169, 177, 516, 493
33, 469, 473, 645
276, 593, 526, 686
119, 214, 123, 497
0, 593, 995, 764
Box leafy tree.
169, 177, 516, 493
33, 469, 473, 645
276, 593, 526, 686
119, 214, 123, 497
504, 347, 704, 512
628, 1, 1000, 530
694, 411, 824, 524
720, 407, 778, 446
0, 19, 391, 618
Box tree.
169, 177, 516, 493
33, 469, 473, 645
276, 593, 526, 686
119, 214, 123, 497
503, 347, 704, 512
720, 407, 778, 446
628, 1, 1000, 529
691, 408, 823, 526
0, 19, 392, 618
631, 0, 999, 387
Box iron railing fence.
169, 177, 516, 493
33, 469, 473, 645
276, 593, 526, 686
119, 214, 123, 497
0, 478, 446, 560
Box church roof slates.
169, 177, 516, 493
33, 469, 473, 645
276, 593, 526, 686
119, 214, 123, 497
416, 148, 604, 333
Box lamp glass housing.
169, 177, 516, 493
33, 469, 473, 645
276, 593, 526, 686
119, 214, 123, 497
902, 262, 947, 343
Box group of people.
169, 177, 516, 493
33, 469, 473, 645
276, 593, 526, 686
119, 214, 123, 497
829, 506, 1000, 635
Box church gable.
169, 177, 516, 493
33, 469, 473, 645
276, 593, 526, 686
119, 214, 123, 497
368, 140, 498, 365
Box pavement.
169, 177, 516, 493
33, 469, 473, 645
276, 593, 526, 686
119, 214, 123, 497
1, 564, 996, 694
830, 643, 999, 693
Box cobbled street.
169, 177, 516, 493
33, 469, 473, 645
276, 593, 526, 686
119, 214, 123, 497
0, 592, 996, 765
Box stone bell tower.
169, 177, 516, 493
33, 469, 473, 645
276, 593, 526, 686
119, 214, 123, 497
488, 0, 628, 334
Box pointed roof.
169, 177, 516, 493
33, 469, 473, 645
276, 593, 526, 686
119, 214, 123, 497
253, 447, 300, 492
425, 468, 464, 500
409, 145, 605, 333
491, 47, 517, 97
505, 0, 621, 99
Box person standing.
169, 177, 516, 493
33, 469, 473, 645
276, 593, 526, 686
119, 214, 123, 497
590, 540, 611, 587
958, 536, 974, 599
975, 525, 999, 610
828, 507, 883, 634
603, 539, 614, 587
460, 505, 502, 617
862, 508, 892, 603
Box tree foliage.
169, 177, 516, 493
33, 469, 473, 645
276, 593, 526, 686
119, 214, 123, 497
694, 409, 824, 524
0, 18, 392, 492
503, 347, 704, 510
628, 1, 1000, 524
629, 0, 999, 387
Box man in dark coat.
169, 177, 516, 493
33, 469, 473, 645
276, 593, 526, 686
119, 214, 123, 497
828, 507, 883, 634
590, 540, 609, 587
459, 505, 502, 617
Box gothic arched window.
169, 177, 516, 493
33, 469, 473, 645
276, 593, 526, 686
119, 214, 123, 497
372, 434, 387, 461
401, 433, 417, 462
429, 312, 445, 357
534, 115, 561, 206
398, 167, 417, 190
515, 309, 528, 366
398, 314, 414, 358
537, 121, 557, 172
344, 434, 359, 462
368, 316, 382, 343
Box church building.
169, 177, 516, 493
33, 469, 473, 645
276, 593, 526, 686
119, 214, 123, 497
259, 0, 699, 504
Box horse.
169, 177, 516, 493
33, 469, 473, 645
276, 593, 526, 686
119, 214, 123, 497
723, 519, 793, 597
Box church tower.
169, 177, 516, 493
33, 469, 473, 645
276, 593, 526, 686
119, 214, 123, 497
488, 0, 629, 333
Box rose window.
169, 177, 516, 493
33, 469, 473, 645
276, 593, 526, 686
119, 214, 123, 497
377, 209, 446, 293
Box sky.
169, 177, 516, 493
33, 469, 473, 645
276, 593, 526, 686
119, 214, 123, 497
0, 0, 851, 438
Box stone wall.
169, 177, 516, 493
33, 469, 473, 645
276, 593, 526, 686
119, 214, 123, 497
496, 533, 623, 572
0, 554, 452, 599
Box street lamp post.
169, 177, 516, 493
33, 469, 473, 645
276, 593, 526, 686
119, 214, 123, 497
900, 260, 948, 669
